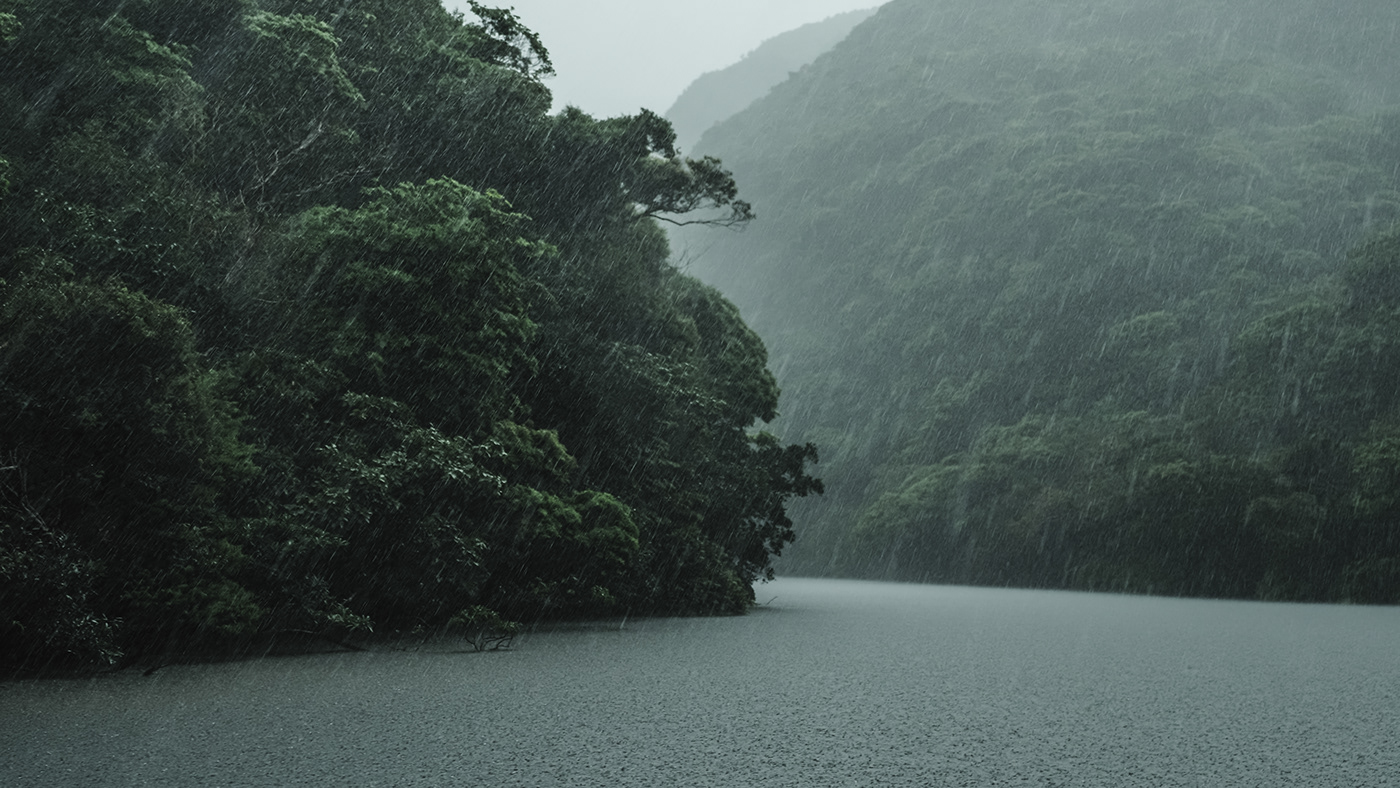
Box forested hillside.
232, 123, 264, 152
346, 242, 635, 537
0, 0, 820, 671
664, 7, 877, 153
677, 0, 1400, 602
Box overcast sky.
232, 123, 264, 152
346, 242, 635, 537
445, 0, 884, 118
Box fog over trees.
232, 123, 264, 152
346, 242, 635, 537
676, 0, 1400, 602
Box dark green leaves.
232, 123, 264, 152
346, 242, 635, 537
0, 265, 259, 664
0, 0, 808, 671
462, 1, 553, 80
276, 179, 545, 437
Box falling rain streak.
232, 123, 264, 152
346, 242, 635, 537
2, 0, 1399, 784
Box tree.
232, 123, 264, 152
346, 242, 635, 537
461, 1, 553, 80
262, 179, 546, 436
0, 258, 259, 665
0, 0, 810, 671
631, 154, 755, 228
196, 9, 365, 210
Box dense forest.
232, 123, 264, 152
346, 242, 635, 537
677, 0, 1400, 602
0, 0, 821, 671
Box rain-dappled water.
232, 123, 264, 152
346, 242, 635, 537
3, 578, 1397, 787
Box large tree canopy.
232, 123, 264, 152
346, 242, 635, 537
0, 0, 818, 672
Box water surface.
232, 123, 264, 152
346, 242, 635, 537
3, 578, 1397, 786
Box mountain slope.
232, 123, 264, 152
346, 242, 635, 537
676, 0, 1400, 600
664, 8, 878, 153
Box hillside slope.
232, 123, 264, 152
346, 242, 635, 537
676, 0, 1400, 601
664, 8, 878, 153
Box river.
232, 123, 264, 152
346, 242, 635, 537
2, 578, 1397, 786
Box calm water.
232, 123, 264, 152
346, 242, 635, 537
2, 578, 1398, 786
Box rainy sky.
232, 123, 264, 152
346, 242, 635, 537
445, 0, 885, 118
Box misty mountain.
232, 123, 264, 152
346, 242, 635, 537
664, 8, 878, 154
676, 0, 1400, 601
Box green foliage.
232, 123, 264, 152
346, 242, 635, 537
632, 154, 755, 228
268, 179, 546, 436
681, 0, 1400, 600
0, 10, 18, 44
521, 266, 820, 614
0, 471, 120, 667
450, 605, 519, 651
461, 1, 553, 80
0, 0, 815, 670
197, 9, 365, 208
0, 262, 259, 665
1344, 230, 1400, 307
484, 487, 640, 617
5, 6, 203, 145
1352, 425, 1400, 521
294, 395, 502, 626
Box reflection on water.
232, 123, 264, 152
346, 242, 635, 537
3, 578, 1397, 787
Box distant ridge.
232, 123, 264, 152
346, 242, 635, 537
664, 8, 879, 154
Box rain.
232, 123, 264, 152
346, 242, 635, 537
2, 0, 1399, 785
